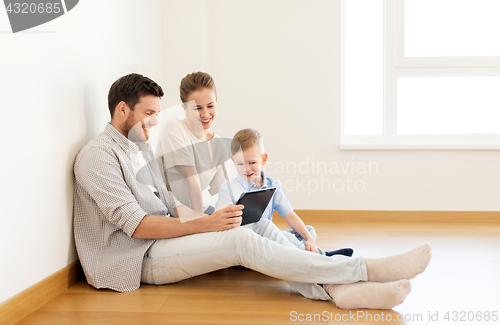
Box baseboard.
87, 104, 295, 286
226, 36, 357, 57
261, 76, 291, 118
274, 210, 500, 224
0, 261, 84, 325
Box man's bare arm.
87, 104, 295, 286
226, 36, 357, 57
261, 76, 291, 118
131, 204, 244, 239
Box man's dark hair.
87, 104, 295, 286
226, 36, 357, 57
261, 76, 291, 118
108, 73, 164, 118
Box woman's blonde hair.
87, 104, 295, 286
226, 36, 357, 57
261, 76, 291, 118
179, 71, 217, 104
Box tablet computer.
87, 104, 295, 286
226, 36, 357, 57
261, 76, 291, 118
236, 188, 276, 226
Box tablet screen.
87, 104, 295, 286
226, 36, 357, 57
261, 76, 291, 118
236, 188, 276, 226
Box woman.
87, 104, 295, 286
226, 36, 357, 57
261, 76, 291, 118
158, 72, 230, 213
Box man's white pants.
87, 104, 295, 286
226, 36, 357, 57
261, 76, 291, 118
141, 219, 367, 300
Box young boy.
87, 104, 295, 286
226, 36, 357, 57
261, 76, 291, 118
216, 128, 353, 257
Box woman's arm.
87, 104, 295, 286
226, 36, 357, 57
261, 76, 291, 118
282, 211, 319, 253
159, 118, 204, 211
178, 165, 204, 212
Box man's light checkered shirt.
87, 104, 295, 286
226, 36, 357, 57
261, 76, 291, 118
73, 123, 181, 292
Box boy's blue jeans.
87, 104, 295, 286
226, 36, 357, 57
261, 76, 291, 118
281, 226, 327, 255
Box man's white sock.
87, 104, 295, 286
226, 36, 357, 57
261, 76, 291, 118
325, 280, 411, 310
364, 242, 432, 282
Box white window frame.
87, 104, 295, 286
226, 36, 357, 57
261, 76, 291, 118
340, 0, 500, 150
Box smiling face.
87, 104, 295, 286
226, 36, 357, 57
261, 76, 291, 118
183, 87, 217, 132
122, 95, 161, 142
232, 145, 268, 187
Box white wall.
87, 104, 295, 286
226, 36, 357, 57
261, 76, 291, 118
161, 0, 500, 211
0, 0, 163, 304
1, 0, 499, 307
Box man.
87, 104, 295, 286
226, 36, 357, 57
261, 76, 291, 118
73, 73, 431, 310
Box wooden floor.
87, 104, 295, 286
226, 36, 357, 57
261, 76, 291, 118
16, 220, 500, 325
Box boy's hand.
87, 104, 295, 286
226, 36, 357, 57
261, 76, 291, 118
305, 240, 319, 254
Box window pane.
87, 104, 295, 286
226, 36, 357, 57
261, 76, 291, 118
345, 0, 384, 135
398, 77, 500, 135
405, 0, 500, 57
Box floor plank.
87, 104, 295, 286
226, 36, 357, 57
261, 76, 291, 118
39, 292, 170, 313
16, 221, 500, 325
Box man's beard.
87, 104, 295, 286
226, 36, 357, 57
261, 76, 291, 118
123, 116, 148, 142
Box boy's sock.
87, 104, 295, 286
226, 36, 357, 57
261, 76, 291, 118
325, 248, 354, 257
325, 279, 411, 310
364, 242, 432, 282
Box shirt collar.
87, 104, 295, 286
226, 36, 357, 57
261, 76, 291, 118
105, 123, 150, 155
261, 171, 269, 187
235, 171, 268, 190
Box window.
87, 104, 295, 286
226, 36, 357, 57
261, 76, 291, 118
341, 0, 500, 149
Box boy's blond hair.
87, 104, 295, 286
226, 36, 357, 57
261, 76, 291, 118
231, 128, 265, 156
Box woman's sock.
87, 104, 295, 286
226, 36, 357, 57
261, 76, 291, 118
364, 242, 432, 282
325, 280, 411, 310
